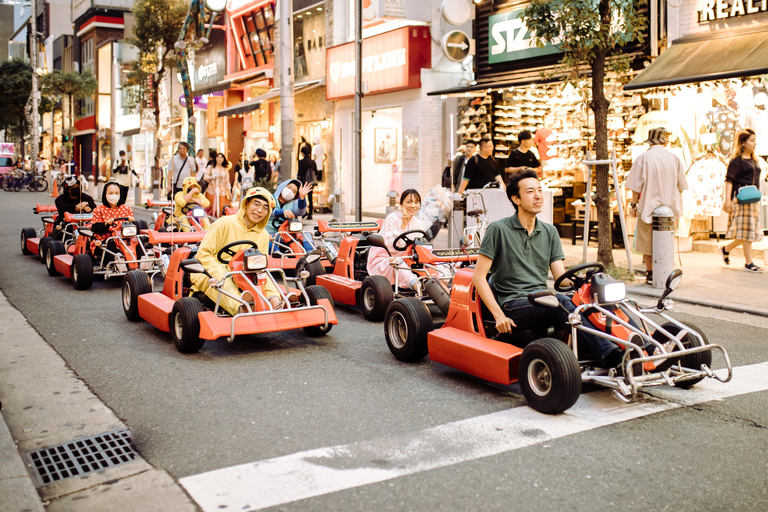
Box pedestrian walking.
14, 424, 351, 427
625, 127, 689, 284
113, 150, 138, 204
458, 137, 504, 194
167, 142, 196, 198
721, 128, 764, 273
297, 145, 317, 220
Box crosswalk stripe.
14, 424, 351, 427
180, 362, 768, 512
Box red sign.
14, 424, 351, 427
326, 26, 431, 101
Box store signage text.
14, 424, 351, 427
488, 9, 559, 64
326, 26, 431, 100
698, 0, 767, 22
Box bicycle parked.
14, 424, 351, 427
461, 181, 498, 248
1, 170, 48, 192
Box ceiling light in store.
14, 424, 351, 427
320, 117, 331, 130
269, 125, 278, 133
317, 7, 323, 10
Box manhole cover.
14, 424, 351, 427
25, 428, 138, 486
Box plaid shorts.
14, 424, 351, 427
726, 201, 764, 242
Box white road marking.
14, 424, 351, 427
180, 362, 768, 512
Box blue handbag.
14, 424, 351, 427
736, 185, 761, 204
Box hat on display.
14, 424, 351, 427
755, 92, 768, 107
645, 127, 672, 145
255, 148, 267, 158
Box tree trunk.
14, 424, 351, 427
589, 0, 614, 267
152, 78, 162, 192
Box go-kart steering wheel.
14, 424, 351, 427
553, 262, 605, 292
392, 229, 429, 251
216, 240, 259, 264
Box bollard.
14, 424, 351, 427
652, 206, 675, 289
385, 190, 398, 215
134, 184, 142, 206
330, 188, 343, 221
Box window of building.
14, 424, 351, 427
79, 37, 94, 117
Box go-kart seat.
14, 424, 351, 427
480, 276, 555, 347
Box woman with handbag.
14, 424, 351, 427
721, 129, 764, 273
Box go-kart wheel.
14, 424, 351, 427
72, 254, 94, 290
122, 270, 152, 321
360, 275, 394, 322
21, 228, 36, 255
302, 285, 334, 337
171, 297, 204, 353
305, 259, 325, 287
652, 322, 712, 388
519, 337, 581, 414
38, 236, 53, 263
553, 262, 605, 292
384, 298, 432, 362
46, 240, 65, 276
135, 219, 149, 231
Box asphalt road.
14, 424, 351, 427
2, 191, 767, 512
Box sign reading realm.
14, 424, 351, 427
698, 0, 768, 22
326, 26, 431, 101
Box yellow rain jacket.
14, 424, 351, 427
174, 176, 211, 231
190, 187, 278, 315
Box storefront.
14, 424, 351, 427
327, 25, 434, 215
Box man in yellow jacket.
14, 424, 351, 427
190, 187, 282, 315
174, 176, 211, 231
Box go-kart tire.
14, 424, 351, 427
305, 259, 325, 287
384, 297, 432, 362
360, 275, 393, 322
519, 337, 581, 414
652, 322, 712, 388
38, 236, 53, 263
171, 297, 204, 353
46, 240, 65, 276
72, 254, 94, 290
135, 219, 149, 231
302, 285, 334, 337
21, 228, 36, 255
122, 270, 152, 321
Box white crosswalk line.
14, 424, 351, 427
180, 362, 768, 512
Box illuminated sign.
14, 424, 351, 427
698, 0, 767, 22
326, 26, 431, 100
431, 248, 480, 257
488, 9, 559, 64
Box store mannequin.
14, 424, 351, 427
390, 160, 402, 194
311, 137, 325, 181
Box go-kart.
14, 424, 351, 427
148, 202, 213, 232
384, 263, 732, 414
317, 227, 477, 322
268, 217, 333, 281
46, 217, 162, 290
121, 240, 337, 353
21, 203, 59, 262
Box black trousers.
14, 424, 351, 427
305, 190, 314, 219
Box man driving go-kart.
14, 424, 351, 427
190, 187, 289, 314
472, 170, 639, 368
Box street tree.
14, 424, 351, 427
125, 0, 187, 190
39, 69, 98, 152
523, 0, 647, 266
0, 59, 54, 157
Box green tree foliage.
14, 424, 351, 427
523, 0, 647, 266
39, 69, 98, 133
0, 58, 55, 151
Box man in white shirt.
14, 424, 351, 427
311, 137, 325, 177
167, 142, 197, 196
195, 149, 208, 179
626, 127, 689, 284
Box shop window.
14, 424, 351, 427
232, 2, 275, 72
293, 5, 326, 81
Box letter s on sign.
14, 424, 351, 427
490, 21, 507, 56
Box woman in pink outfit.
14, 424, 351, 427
367, 189, 425, 290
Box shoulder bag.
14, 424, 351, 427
735, 159, 761, 204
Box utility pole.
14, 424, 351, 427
354, 0, 362, 221
279, 0, 294, 177
30, 0, 39, 164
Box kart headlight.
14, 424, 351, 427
591, 274, 625, 304
289, 220, 303, 232
244, 249, 267, 271
121, 224, 138, 237
191, 207, 205, 217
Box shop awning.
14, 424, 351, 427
624, 26, 768, 91
426, 64, 584, 96
216, 79, 324, 118
192, 82, 231, 97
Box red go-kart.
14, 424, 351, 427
121, 241, 337, 353
384, 263, 733, 414
21, 203, 59, 262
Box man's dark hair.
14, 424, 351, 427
119, 150, 126, 156
300, 145, 311, 157
479, 137, 492, 148
209, 149, 216, 159
178, 142, 190, 150
506, 169, 539, 210
465, 140, 476, 147
518, 130, 532, 143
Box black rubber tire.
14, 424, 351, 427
652, 322, 712, 388
171, 297, 204, 353
122, 270, 152, 321
21, 228, 36, 255
302, 285, 334, 337
12, 179, 22, 192
34, 177, 48, 192
305, 259, 325, 287
46, 240, 65, 276
359, 275, 394, 322
38, 236, 53, 263
72, 254, 94, 290
384, 297, 432, 362
135, 219, 149, 231
519, 337, 581, 414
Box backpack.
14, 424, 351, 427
441, 166, 451, 188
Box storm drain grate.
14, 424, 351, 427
24, 428, 138, 486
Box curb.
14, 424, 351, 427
0, 410, 45, 512
626, 287, 768, 318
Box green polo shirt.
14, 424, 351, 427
478, 213, 564, 304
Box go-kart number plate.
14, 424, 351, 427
431, 248, 480, 257
328, 222, 379, 229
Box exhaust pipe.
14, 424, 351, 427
424, 277, 450, 315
